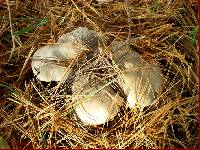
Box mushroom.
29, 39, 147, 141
120, 65, 164, 108
32, 27, 101, 82
72, 74, 124, 125
74, 84, 123, 125
31, 41, 84, 82
112, 41, 164, 108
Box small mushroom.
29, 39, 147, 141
32, 27, 101, 82
72, 74, 124, 125
75, 84, 123, 125
120, 65, 163, 108
112, 41, 164, 108
31, 41, 84, 82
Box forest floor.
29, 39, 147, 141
0, 0, 198, 148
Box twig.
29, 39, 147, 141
125, 0, 132, 42
112, 0, 132, 52
6, 0, 16, 60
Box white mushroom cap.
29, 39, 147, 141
120, 66, 163, 108
111, 41, 143, 68
74, 84, 124, 125
31, 41, 83, 82
112, 41, 164, 108
32, 27, 101, 82
58, 27, 101, 51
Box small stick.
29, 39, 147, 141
112, 0, 132, 53
6, 0, 16, 60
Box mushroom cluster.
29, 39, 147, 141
32, 27, 100, 82
31, 27, 164, 125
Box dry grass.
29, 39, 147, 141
0, 0, 198, 148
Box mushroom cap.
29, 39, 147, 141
112, 41, 164, 108
31, 41, 82, 82
58, 27, 101, 51
120, 70, 158, 108
74, 84, 124, 125
72, 72, 124, 125
32, 27, 101, 82
111, 41, 144, 68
